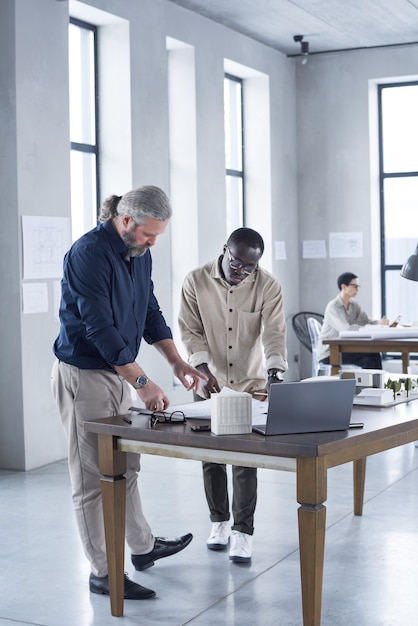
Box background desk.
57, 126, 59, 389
323, 337, 418, 375
85, 404, 418, 626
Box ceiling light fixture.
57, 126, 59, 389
293, 34, 309, 65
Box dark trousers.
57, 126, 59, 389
202, 462, 257, 536
321, 352, 382, 370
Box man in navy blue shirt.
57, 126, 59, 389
51, 185, 206, 600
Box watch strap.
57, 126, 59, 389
267, 369, 284, 381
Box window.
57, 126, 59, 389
224, 74, 245, 232
378, 82, 418, 324
69, 18, 99, 242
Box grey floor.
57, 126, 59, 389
1, 443, 418, 626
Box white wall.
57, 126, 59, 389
295, 46, 418, 375
3, 0, 418, 469
296, 45, 418, 314
0, 0, 25, 468
0, 0, 71, 470
0, 0, 299, 469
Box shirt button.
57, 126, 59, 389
229, 309, 233, 312
229, 363, 233, 367
228, 345, 232, 349
228, 328, 232, 331
230, 380, 234, 384
229, 290, 233, 293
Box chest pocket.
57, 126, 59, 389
237, 310, 262, 345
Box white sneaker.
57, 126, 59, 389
229, 530, 252, 562
206, 521, 230, 550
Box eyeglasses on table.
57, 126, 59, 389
129, 407, 186, 428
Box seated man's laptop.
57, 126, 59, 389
253, 379, 356, 436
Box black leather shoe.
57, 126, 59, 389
131, 533, 193, 571
89, 572, 156, 600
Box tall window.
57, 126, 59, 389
69, 18, 99, 242
224, 74, 245, 232
379, 82, 418, 324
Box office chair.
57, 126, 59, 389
291, 311, 324, 353
307, 316, 323, 377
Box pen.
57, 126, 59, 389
129, 406, 154, 415
122, 416, 132, 425
252, 391, 268, 397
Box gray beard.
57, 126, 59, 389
128, 245, 148, 258
121, 229, 149, 257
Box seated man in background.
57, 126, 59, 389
318, 271, 389, 369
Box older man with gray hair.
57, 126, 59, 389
52, 185, 206, 600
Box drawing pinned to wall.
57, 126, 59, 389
22, 282, 48, 314
303, 240, 327, 259
22, 216, 71, 280
274, 241, 287, 260
329, 232, 363, 258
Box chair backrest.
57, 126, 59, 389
307, 317, 323, 377
291, 312, 324, 353
307, 317, 322, 350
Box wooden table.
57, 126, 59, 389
85, 403, 418, 625
323, 337, 418, 375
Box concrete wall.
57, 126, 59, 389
0, 1, 25, 468
3, 0, 416, 469
0, 0, 71, 470
294, 45, 418, 374
0, 0, 298, 469
296, 45, 418, 316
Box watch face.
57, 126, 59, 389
135, 375, 148, 388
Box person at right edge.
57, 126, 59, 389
178, 227, 288, 563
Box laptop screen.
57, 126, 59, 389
253, 378, 356, 436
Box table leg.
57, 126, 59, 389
328, 345, 341, 376
296, 457, 327, 626
98, 435, 127, 617
353, 457, 366, 516
401, 351, 409, 374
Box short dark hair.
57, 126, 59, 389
337, 272, 357, 290
226, 228, 264, 255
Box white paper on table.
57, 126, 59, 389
339, 326, 418, 340
167, 387, 269, 424
251, 399, 269, 425
167, 398, 212, 419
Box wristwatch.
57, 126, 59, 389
132, 375, 148, 389
267, 369, 284, 382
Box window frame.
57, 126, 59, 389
378, 80, 418, 316
224, 72, 246, 227
69, 17, 100, 226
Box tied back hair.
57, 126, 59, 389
99, 185, 172, 224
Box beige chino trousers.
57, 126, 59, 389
51, 360, 154, 577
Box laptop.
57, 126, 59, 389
252, 378, 356, 436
